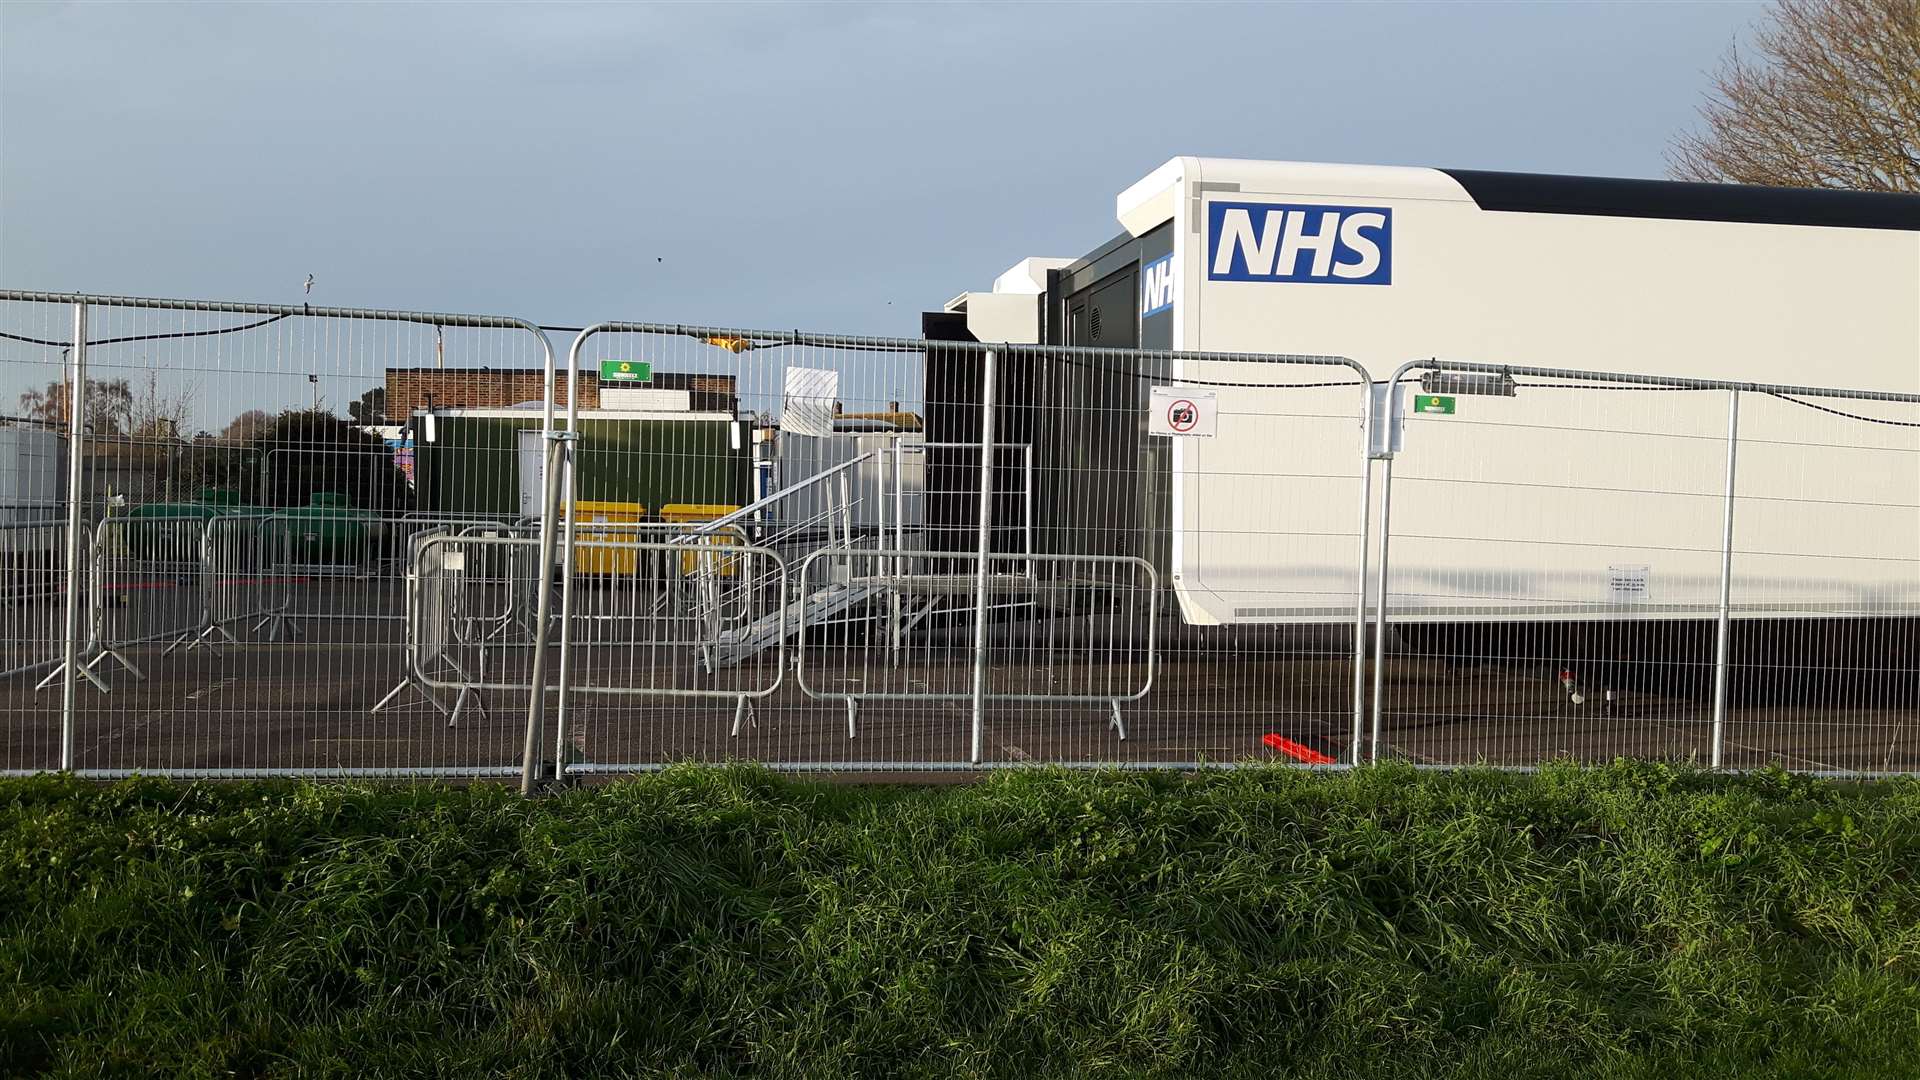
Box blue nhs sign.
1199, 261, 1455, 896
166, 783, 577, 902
1206, 202, 1392, 285
1139, 254, 1175, 317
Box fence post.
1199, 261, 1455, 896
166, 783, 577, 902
1368, 454, 1394, 763
1022, 445, 1035, 579
969, 347, 999, 766
59, 302, 88, 772
1711, 388, 1740, 769
553, 433, 580, 778
1350, 381, 1379, 764
521, 432, 567, 795
891, 439, 906, 668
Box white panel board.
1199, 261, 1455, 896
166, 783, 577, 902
601, 387, 691, 412
783, 367, 840, 438
517, 428, 575, 520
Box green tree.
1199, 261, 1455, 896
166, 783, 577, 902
254, 410, 411, 510
347, 387, 387, 426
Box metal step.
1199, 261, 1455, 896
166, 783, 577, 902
707, 580, 888, 667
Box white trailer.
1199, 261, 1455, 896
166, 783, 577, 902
942, 158, 1920, 631
0, 424, 68, 582
0, 424, 66, 521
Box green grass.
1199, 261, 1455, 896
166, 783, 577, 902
1, 763, 1917, 1078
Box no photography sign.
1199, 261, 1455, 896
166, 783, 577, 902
1149, 387, 1217, 437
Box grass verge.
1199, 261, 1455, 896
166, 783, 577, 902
2, 762, 1917, 1078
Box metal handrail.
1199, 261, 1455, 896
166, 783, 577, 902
669, 449, 884, 545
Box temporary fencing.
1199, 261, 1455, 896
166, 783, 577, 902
1369, 361, 1920, 776
2, 289, 1914, 785
547, 323, 1374, 775
0, 291, 561, 783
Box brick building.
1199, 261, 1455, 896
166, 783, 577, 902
384, 368, 737, 416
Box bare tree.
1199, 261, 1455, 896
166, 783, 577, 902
18, 377, 134, 434
126, 371, 198, 440
1669, 0, 1920, 191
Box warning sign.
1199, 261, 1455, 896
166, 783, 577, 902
1149, 387, 1218, 438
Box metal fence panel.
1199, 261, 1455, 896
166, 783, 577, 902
1371, 362, 1920, 775
7, 289, 1913, 784
553, 325, 1375, 774
1715, 388, 1920, 773
0, 519, 72, 774
0, 292, 557, 780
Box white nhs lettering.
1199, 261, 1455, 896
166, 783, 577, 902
1206, 203, 1392, 285
1139, 254, 1175, 316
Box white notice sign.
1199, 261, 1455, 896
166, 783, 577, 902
1608, 564, 1651, 603
1149, 387, 1217, 438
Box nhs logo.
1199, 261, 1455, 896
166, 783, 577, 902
1206, 202, 1392, 285
1139, 254, 1175, 317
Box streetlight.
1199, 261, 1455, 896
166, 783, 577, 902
307, 373, 320, 413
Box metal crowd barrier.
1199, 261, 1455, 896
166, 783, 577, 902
2, 518, 75, 681
793, 549, 1158, 739
406, 531, 787, 701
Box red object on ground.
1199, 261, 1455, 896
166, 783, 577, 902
1263, 733, 1336, 765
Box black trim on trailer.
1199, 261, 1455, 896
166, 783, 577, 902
1060, 231, 1139, 279
1440, 169, 1920, 231
921, 311, 974, 342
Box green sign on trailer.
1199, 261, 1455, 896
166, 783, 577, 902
1416, 395, 1456, 415
599, 360, 652, 383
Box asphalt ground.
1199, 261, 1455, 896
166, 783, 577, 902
2, 574, 1913, 778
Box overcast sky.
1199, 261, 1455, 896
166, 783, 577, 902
2, 1, 1765, 338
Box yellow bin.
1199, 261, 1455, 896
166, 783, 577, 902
572, 500, 646, 575
661, 503, 741, 576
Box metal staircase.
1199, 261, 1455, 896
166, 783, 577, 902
675, 439, 1032, 670
703, 577, 890, 669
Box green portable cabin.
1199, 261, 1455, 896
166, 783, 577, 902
267, 492, 372, 565
409, 408, 752, 519
123, 488, 257, 561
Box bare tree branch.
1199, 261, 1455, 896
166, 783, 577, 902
1670, 0, 1920, 192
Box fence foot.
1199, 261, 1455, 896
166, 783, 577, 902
91, 648, 145, 683
166, 621, 237, 658
33, 655, 111, 695
370, 679, 412, 715
846, 697, 859, 740
370, 671, 464, 724
730, 696, 756, 737
1108, 700, 1127, 741
251, 613, 303, 642
447, 686, 485, 728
